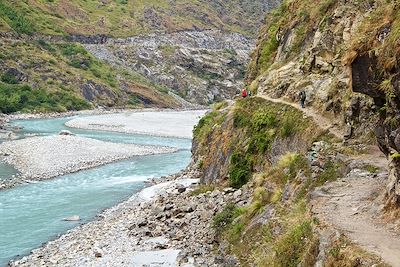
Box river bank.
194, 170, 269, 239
0, 109, 207, 189
0, 135, 176, 190
9, 166, 247, 266
65, 110, 208, 139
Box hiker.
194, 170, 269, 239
299, 90, 306, 108
241, 88, 248, 98
248, 90, 252, 97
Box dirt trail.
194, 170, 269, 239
258, 96, 345, 139
258, 95, 400, 266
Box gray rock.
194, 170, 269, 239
59, 130, 74, 136
63, 215, 80, 221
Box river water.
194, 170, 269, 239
0, 116, 192, 265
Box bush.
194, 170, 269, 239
1, 72, 18, 84
0, 2, 35, 34
281, 117, 298, 137
248, 132, 273, 154
233, 108, 251, 128
193, 111, 218, 139
270, 220, 313, 267
213, 203, 242, 234
251, 110, 277, 132
36, 39, 56, 53
59, 43, 88, 56
0, 83, 90, 113
229, 151, 252, 188
316, 160, 341, 186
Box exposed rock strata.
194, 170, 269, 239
85, 30, 254, 105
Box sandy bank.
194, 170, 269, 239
0, 135, 176, 189
65, 110, 208, 139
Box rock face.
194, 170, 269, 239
85, 30, 255, 105
247, 0, 400, 206
247, 0, 379, 139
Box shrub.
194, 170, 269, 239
36, 39, 56, 53
229, 151, 252, 188
247, 132, 274, 154
316, 160, 341, 186
0, 2, 35, 34
193, 111, 218, 139
213, 203, 242, 234
251, 110, 277, 132
1, 72, 18, 84
270, 220, 313, 267
0, 83, 90, 113
281, 117, 298, 137
59, 43, 88, 56
233, 108, 251, 128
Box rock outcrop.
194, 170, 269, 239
85, 30, 255, 105
247, 0, 380, 139
247, 0, 400, 206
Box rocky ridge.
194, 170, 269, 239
84, 30, 254, 105
247, 0, 379, 140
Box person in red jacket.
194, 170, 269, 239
241, 88, 248, 98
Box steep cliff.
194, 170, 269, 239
247, 0, 400, 206
189, 0, 400, 265
85, 30, 253, 105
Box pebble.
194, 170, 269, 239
9, 167, 245, 266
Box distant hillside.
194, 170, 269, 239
0, 0, 281, 113
0, 0, 279, 37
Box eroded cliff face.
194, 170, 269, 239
345, 2, 400, 207
85, 31, 254, 105
247, 0, 381, 139
247, 0, 400, 207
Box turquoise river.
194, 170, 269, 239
0, 116, 192, 266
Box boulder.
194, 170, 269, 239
59, 130, 74, 136
63, 215, 80, 221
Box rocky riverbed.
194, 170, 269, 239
0, 135, 176, 190
9, 167, 250, 266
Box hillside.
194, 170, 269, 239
0, 0, 279, 37
187, 0, 400, 265
246, 0, 400, 206
0, 0, 281, 113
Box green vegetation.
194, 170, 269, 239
193, 105, 227, 144
1, 72, 18, 84
213, 203, 242, 236
325, 235, 390, 267
189, 184, 216, 196
229, 151, 253, 188
266, 220, 315, 266
316, 160, 342, 186
0, 83, 90, 113
247, 0, 340, 81
0, 1, 35, 34
345, 0, 400, 74
204, 97, 350, 266
228, 97, 311, 188
0, 0, 271, 37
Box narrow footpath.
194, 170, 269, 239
259, 95, 400, 267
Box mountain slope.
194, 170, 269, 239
0, 0, 282, 112
246, 0, 400, 207
0, 0, 279, 37
187, 0, 400, 265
